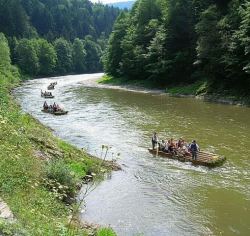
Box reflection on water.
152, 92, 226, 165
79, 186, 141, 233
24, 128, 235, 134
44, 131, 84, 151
15, 74, 250, 236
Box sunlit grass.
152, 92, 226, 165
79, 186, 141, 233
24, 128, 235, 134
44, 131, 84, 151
167, 80, 208, 95
98, 74, 162, 89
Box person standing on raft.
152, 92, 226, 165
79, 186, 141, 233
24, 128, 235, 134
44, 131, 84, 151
190, 140, 200, 160
152, 132, 159, 150
43, 101, 48, 110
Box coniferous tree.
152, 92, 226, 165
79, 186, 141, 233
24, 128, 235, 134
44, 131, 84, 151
72, 38, 87, 73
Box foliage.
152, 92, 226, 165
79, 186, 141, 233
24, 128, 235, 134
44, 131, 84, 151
45, 159, 77, 200
98, 74, 162, 89
0, 0, 31, 37
54, 38, 73, 74
15, 39, 39, 75
104, 0, 250, 96
72, 38, 87, 73
167, 81, 209, 96
103, 12, 130, 76
84, 35, 102, 72
68, 162, 87, 178
0, 0, 122, 76
36, 39, 57, 76
0, 0, 120, 40
12, 36, 105, 76
0, 33, 11, 69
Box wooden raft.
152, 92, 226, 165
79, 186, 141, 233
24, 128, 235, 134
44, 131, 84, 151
41, 109, 68, 116
41, 94, 54, 99
148, 149, 226, 167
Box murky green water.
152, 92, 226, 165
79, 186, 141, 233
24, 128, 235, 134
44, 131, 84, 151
15, 74, 250, 236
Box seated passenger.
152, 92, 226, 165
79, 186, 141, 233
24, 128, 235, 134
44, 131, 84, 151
177, 138, 184, 149
160, 140, 166, 151
56, 104, 61, 111
168, 138, 176, 154
48, 105, 53, 112
183, 144, 191, 156
163, 139, 169, 152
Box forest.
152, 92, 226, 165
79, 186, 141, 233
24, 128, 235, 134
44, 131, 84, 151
0, 0, 121, 76
0, 1, 250, 235
103, 0, 250, 96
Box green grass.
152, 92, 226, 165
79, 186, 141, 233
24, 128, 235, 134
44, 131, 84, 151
97, 75, 125, 85
96, 228, 116, 236
167, 80, 208, 96
99, 75, 211, 94
0, 67, 116, 235
98, 75, 162, 89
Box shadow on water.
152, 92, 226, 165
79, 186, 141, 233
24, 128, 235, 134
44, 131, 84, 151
15, 74, 250, 236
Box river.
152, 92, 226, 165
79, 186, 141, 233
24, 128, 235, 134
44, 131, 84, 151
15, 74, 250, 236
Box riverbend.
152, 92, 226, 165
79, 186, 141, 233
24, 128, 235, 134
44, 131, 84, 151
15, 73, 250, 236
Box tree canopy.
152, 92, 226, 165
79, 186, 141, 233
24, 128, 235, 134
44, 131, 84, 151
104, 0, 250, 95
0, 0, 121, 76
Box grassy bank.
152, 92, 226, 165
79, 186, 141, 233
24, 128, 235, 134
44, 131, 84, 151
0, 70, 116, 234
98, 75, 208, 95
166, 80, 208, 96
98, 75, 162, 89
166, 81, 250, 105
99, 75, 250, 106
98, 75, 208, 93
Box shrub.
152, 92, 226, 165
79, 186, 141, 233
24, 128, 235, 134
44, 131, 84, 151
45, 160, 77, 201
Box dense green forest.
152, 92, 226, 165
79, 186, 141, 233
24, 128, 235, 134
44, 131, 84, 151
103, 0, 250, 96
0, 0, 121, 76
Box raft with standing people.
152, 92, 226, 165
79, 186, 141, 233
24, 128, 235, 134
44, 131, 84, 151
47, 82, 57, 90
149, 132, 226, 167
41, 90, 54, 98
42, 101, 68, 115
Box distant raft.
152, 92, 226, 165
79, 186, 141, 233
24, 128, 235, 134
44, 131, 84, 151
47, 85, 55, 90
41, 92, 54, 99
41, 109, 68, 116
148, 149, 226, 167
47, 82, 57, 90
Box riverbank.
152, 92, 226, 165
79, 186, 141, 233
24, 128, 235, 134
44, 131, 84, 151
96, 75, 250, 107
0, 68, 117, 235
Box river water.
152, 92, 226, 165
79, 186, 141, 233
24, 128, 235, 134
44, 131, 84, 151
15, 74, 250, 236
